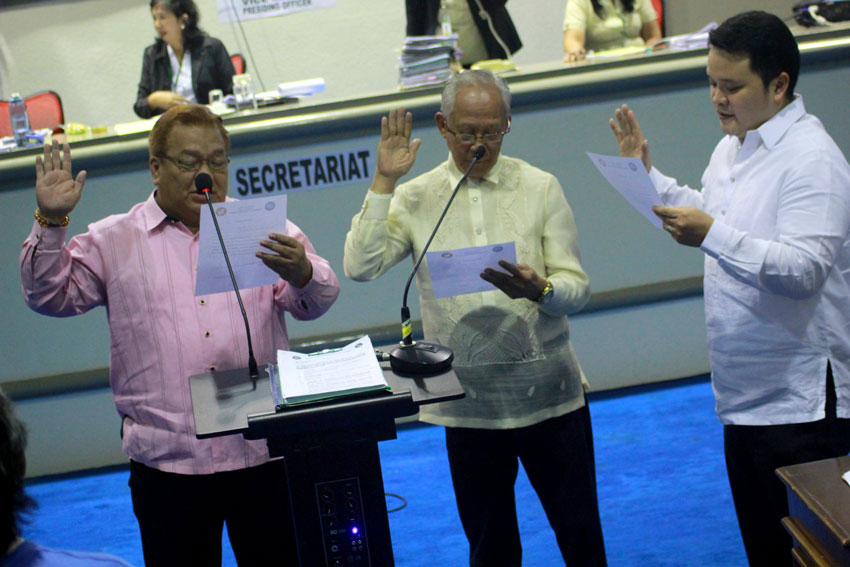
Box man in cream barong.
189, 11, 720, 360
344, 70, 607, 567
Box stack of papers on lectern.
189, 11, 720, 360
270, 335, 390, 408
398, 35, 457, 89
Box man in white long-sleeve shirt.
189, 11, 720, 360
344, 70, 606, 567
610, 11, 850, 567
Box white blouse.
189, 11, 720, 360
168, 44, 197, 104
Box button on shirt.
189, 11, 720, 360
20, 193, 340, 474
649, 96, 850, 425
344, 154, 591, 429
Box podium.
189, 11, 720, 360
189, 362, 464, 567
777, 455, 850, 567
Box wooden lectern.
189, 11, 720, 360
777, 455, 850, 567
189, 362, 464, 567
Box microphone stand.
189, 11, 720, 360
195, 173, 259, 389
390, 145, 487, 377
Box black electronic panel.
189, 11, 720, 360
317, 477, 370, 566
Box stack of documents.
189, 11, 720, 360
270, 336, 391, 409
648, 23, 718, 52
398, 35, 457, 89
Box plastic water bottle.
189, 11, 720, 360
9, 93, 30, 148
439, 0, 453, 35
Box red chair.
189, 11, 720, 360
0, 101, 9, 138
651, 0, 664, 35
0, 90, 64, 138
231, 53, 247, 75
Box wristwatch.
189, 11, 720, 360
536, 279, 554, 303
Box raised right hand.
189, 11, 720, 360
609, 104, 652, 172
372, 107, 421, 194
35, 140, 86, 219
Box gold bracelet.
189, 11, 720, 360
34, 208, 69, 228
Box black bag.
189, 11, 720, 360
793, 0, 850, 26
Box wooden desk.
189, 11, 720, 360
777, 455, 850, 567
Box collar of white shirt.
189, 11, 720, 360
749, 94, 806, 151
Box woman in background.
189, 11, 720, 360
563, 0, 661, 62
406, 0, 522, 67
134, 0, 235, 118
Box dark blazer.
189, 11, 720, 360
134, 35, 235, 119
405, 0, 522, 60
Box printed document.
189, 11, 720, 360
196, 195, 287, 296
586, 152, 662, 228
426, 242, 517, 299
274, 335, 390, 406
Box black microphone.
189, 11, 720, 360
194, 172, 259, 388
390, 144, 487, 376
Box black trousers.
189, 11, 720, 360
129, 459, 298, 567
724, 364, 850, 567
445, 403, 607, 567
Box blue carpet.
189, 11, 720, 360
22, 376, 747, 566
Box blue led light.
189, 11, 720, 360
351, 526, 359, 535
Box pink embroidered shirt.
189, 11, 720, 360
21, 193, 340, 474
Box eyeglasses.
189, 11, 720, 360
444, 120, 511, 144
157, 153, 230, 172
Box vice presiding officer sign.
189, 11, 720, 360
217, 0, 335, 23
234, 148, 374, 198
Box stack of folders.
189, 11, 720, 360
398, 35, 458, 90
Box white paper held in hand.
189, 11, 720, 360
426, 241, 517, 299
196, 194, 287, 296
586, 152, 663, 229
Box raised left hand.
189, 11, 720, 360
257, 233, 313, 287
653, 205, 714, 247
480, 260, 547, 301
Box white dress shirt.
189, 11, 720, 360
344, 155, 591, 429
650, 96, 850, 425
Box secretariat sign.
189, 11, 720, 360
217, 0, 335, 23
232, 148, 375, 197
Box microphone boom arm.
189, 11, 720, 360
195, 173, 259, 386
392, 145, 487, 375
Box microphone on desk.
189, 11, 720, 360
389, 144, 487, 377
194, 172, 259, 388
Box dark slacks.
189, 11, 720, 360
445, 403, 607, 567
724, 364, 850, 567
129, 459, 298, 567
